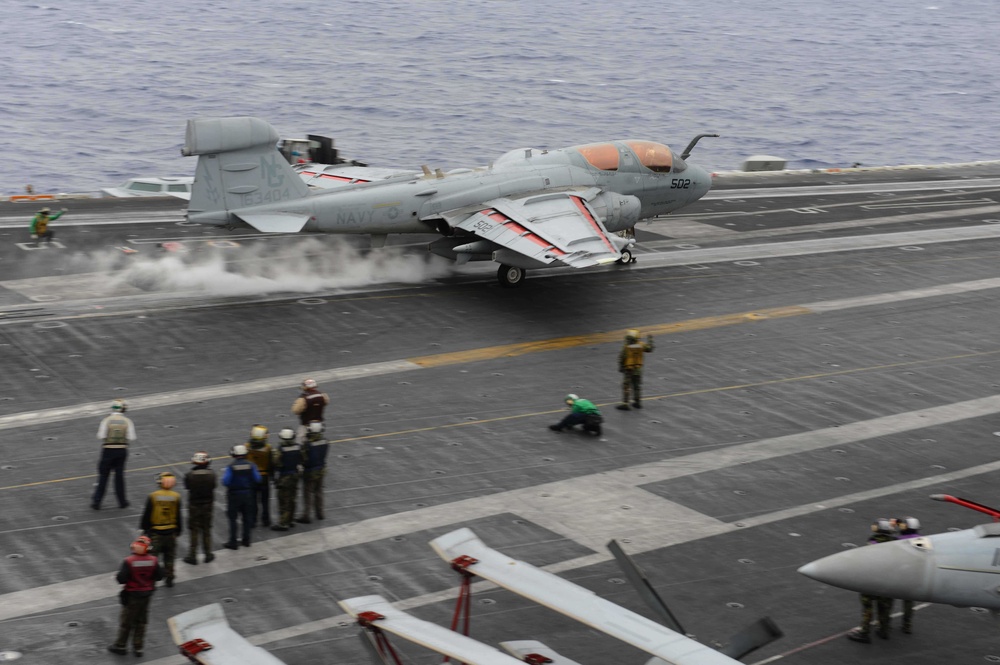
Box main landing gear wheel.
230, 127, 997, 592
616, 248, 635, 265
498, 264, 526, 287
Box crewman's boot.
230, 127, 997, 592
616, 404, 630, 411
183, 556, 198, 565
295, 516, 311, 524
204, 553, 215, 563
107, 645, 127, 655
223, 542, 238, 550
846, 629, 871, 644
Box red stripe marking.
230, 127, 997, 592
479, 209, 567, 257
319, 174, 354, 182
570, 196, 616, 253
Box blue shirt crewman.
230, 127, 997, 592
222, 445, 261, 549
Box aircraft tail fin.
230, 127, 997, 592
183, 117, 311, 225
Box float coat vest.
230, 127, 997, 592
247, 444, 271, 477
621, 343, 647, 370
226, 460, 256, 493
299, 391, 326, 424
147, 489, 181, 531
121, 554, 160, 592
104, 414, 130, 446
185, 467, 217, 505
275, 444, 303, 478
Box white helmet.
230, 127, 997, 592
302, 378, 318, 390
308, 421, 325, 434
111, 399, 127, 412
191, 451, 210, 465
231, 444, 248, 457
278, 428, 296, 441
249, 424, 268, 442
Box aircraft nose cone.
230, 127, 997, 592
798, 541, 928, 598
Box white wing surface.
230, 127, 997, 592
167, 603, 287, 665
443, 191, 622, 269
430, 528, 740, 665
339, 595, 525, 665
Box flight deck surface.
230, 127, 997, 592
2, 164, 1000, 665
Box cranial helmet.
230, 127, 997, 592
131, 536, 152, 555
111, 399, 127, 412
157, 472, 176, 489
308, 421, 324, 434
191, 451, 210, 465
249, 424, 268, 442
626, 329, 639, 342
901, 516, 920, 531
565, 394, 579, 405
39, 207, 51, 214
302, 378, 318, 390
871, 517, 896, 535
231, 444, 248, 457
278, 428, 296, 442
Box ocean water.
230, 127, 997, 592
2, 0, 997, 195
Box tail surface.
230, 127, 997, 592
183, 117, 310, 228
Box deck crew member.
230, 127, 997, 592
139, 472, 182, 588
29, 206, 66, 246
108, 536, 162, 657
549, 394, 603, 436
183, 452, 217, 565
222, 444, 261, 549
245, 424, 273, 527
271, 428, 303, 531
297, 421, 329, 523
893, 516, 921, 634
292, 378, 330, 436
92, 399, 136, 510
617, 329, 654, 410
846, 518, 898, 643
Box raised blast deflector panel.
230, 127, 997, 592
183, 117, 281, 156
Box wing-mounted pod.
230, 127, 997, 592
586, 191, 642, 233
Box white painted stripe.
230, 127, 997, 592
0, 360, 421, 431
644, 204, 1000, 249
640, 220, 1000, 266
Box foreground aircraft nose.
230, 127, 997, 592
798, 540, 932, 600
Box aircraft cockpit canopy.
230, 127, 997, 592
575, 143, 621, 172
624, 141, 674, 173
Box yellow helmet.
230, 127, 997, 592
626, 329, 639, 342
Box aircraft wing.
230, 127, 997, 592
296, 164, 420, 189
339, 595, 525, 665
442, 190, 623, 269
430, 528, 741, 665
168, 603, 286, 664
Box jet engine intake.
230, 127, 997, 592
588, 192, 642, 233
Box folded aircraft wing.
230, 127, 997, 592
168, 603, 286, 665
443, 190, 622, 269
430, 528, 741, 665
296, 164, 420, 190
339, 595, 525, 665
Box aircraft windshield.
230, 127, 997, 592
575, 143, 620, 171
625, 141, 673, 173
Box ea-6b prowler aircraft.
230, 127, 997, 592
799, 494, 1000, 611
182, 117, 715, 286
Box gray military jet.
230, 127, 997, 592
798, 494, 1000, 610
182, 117, 715, 286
